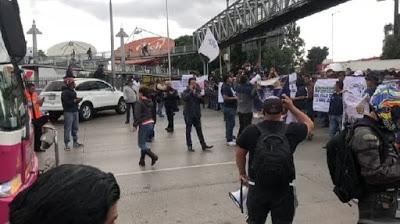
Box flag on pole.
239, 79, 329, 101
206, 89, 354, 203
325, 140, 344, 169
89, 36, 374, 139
198, 28, 220, 63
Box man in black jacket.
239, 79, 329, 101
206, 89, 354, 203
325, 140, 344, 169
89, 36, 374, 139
164, 81, 179, 133
182, 78, 213, 152
61, 78, 83, 150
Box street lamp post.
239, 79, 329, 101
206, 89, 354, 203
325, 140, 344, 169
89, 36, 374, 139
166, 0, 172, 80
110, 0, 116, 83
331, 11, 340, 62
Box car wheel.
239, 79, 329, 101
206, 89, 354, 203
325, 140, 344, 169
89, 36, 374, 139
48, 112, 62, 122
80, 102, 93, 121
116, 98, 127, 114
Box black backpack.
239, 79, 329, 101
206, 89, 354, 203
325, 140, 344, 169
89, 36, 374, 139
251, 123, 294, 188
326, 119, 385, 204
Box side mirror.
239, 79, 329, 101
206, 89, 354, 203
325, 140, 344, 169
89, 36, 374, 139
0, 0, 26, 62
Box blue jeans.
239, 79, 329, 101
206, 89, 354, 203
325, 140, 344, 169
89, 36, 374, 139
329, 115, 342, 138
64, 112, 79, 145
224, 107, 236, 142
138, 123, 154, 152
157, 101, 164, 116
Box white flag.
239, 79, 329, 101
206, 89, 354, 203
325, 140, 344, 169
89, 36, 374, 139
198, 28, 220, 62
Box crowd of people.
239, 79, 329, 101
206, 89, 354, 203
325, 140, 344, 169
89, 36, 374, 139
18, 61, 400, 224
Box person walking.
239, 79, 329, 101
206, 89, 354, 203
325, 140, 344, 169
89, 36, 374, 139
87, 47, 92, 60
164, 81, 179, 133
133, 87, 158, 167
235, 74, 254, 138
236, 96, 314, 224
61, 78, 83, 150
25, 83, 48, 152
221, 75, 238, 146
156, 81, 166, 118
123, 79, 138, 124
182, 78, 213, 152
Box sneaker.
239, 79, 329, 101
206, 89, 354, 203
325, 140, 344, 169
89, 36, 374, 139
73, 142, 84, 149
227, 141, 236, 147
64, 145, 71, 151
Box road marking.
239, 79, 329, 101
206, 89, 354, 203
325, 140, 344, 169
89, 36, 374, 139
115, 161, 235, 177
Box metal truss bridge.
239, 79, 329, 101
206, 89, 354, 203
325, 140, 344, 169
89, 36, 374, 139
193, 0, 350, 48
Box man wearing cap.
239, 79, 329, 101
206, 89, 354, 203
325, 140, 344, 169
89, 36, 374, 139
61, 78, 83, 150
235, 95, 314, 223
351, 85, 400, 223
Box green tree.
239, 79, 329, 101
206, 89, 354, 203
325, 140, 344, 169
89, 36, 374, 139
304, 46, 329, 73
262, 46, 294, 75
172, 35, 203, 73
283, 23, 305, 68
382, 34, 400, 59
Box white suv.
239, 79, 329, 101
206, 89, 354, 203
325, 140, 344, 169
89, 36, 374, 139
40, 78, 127, 121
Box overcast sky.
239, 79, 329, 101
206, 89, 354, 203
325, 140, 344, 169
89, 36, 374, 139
20, 0, 394, 62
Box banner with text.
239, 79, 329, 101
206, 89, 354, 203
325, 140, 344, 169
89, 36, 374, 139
313, 79, 338, 112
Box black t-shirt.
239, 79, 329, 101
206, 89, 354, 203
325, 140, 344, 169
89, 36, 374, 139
221, 83, 237, 108
237, 120, 308, 180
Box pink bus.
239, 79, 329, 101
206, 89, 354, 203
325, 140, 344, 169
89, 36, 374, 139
0, 0, 39, 223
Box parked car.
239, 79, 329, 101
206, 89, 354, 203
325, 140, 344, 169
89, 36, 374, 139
40, 78, 127, 121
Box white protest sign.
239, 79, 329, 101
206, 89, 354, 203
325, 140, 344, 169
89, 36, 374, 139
171, 80, 184, 93
343, 76, 368, 122
288, 73, 298, 98
313, 79, 338, 112
196, 75, 208, 96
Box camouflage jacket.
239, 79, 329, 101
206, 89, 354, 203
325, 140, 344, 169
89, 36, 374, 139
351, 119, 400, 187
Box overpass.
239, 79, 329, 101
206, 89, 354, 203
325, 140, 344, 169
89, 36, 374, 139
193, 0, 350, 48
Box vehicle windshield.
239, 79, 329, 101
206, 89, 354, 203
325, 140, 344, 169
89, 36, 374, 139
44, 81, 65, 92
0, 64, 27, 130
0, 31, 11, 63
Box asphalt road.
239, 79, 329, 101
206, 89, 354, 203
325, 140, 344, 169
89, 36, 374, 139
37, 108, 358, 224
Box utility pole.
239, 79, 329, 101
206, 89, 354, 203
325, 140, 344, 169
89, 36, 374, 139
116, 28, 128, 72
166, 0, 172, 80
109, 0, 116, 83
27, 20, 42, 64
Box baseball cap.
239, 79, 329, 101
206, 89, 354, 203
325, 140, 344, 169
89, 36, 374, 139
263, 97, 283, 115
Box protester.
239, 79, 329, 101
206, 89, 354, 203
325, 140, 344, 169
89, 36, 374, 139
364, 72, 379, 97
156, 81, 167, 118
164, 81, 179, 133
94, 64, 106, 80
65, 65, 75, 78
292, 75, 308, 113
25, 83, 48, 152
221, 75, 238, 146
350, 86, 400, 223
123, 79, 138, 124
9, 164, 120, 224
133, 87, 159, 167
236, 95, 314, 224
328, 81, 344, 138
235, 74, 254, 137
182, 77, 213, 152
61, 78, 83, 150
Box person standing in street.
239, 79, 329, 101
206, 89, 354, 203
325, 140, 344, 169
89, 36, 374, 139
221, 75, 238, 146
133, 87, 158, 167
182, 77, 213, 152
235, 74, 254, 138
236, 96, 314, 224
93, 64, 106, 81
123, 79, 138, 124
61, 78, 83, 150
328, 81, 344, 138
65, 65, 75, 78
25, 83, 48, 152
87, 47, 92, 60
156, 81, 167, 118
164, 81, 179, 133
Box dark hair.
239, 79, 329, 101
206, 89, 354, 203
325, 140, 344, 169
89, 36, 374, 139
336, 81, 344, 90
9, 164, 120, 224
222, 75, 231, 83
139, 86, 151, 97
239, 74, 248, 84
25, 83, 35, 88
188, 77, 196, 85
